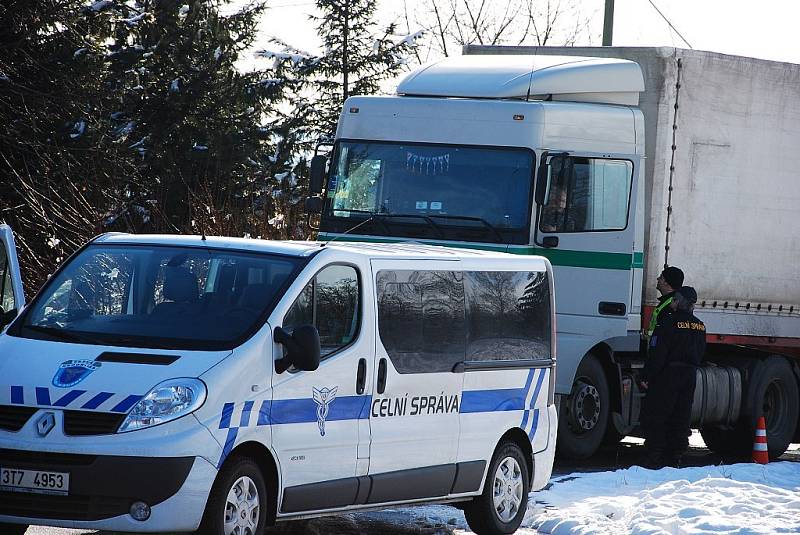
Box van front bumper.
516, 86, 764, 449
0, 449, 216, 532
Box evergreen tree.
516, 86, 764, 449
102, 0, 287, 238
0, 0, 138, 292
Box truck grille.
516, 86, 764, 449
0, 405, 37, 431
63, 410, 125, 436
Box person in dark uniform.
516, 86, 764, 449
640, 286, 706, 468
645, 266, 684, 341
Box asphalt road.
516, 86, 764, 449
17, 438, 800, 535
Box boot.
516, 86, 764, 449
642, 446, 665, 469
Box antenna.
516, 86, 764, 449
322, 216, 375, 247
525, 46, 538, 101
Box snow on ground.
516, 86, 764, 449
382, 461, 800, 535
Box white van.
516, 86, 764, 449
0, 228, 556, 535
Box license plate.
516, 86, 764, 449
0, 467, 70, 495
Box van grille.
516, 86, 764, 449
0, 405, 37, 431
63, 410, 125, 436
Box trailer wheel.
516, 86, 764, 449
198, 456, 268, 535
556, 353, 610, 459
745, 356, 799, 459
463, 441, 530, 535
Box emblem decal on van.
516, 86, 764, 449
312, 386, 338, 436
52, 360, 101, 388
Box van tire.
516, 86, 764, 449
198, 456, 268, 535
463, 441, 530, 535
0, 523, 28, 535
557, 353, 610, 459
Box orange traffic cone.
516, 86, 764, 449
752, 416, 769, 464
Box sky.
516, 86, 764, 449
252, 0, 800, 67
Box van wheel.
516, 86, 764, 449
463, 441, 529, 535
557, 353, 610, 459
0, 523, 28, 535
198, 456, 267, 535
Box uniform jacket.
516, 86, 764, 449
642, 309, 706, 383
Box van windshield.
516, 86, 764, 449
15, 245, 304, 350
320, 141, 535, 244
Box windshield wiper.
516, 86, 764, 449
327, 209, 444, 238
23, 325, 86, 343
374, 213, 445, 239
427, 215, 505, 243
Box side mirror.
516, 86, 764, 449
305, 196, 324, 214
309, 155, 328, 194
274, 325, 321, 374
535, 152, 569, 205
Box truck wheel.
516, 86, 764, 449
198, 456, 268, 535
0, 523, 28, 535
463, 441, 530, 535
557, 353, 610, 459
745, 356, 799, 459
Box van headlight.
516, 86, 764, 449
118, 378, 207, 433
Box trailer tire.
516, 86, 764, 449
556, 353, 610, 459
744, 356, 799, 459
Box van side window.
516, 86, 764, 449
464, 271, 551, 361
540, 157, 633, 232
376, 270, 465, 373
0, 245, 15, 313
284, 265, 361, 358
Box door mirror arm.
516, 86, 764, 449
533, 151, 567, 248
274, 325, 322, 374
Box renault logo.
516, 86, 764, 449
36, 412, 56, 437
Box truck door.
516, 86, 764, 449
270, 262, 373, 513
0, 224, 25, 324
536, 155, 637, 373
367, 259, 464, 503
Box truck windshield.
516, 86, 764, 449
321, 141, 535, 244
14, 245, 304, 350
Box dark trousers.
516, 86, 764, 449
642, 367, 696, 458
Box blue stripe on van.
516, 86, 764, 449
81, 392, 114, 410
219, 402, 235, 429
269, 395, 371, 425
53, 390, 86, 407
36, 387, 51, 406
459, 388, 527, 413
528, 409, 540, 441
240, 400, 254, 427
519, 369, 537, 429
110, 394, 143, 413
10, 386, 24, 404
218, 427, 239, 468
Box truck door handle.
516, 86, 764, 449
356, 358, 367, 395
377, 358, 387, 394
598, 301, 627, 316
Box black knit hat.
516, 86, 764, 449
661, 266, 684, 290
677, 286, 698, 304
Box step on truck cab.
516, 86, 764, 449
0, 229, 556, 535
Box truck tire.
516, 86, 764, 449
463, 441, 530, 535
556, 353, 610, 459
198, 456, 268, 535
745, 356, 799, 459
0, 523, 28, 535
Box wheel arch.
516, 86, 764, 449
224, 441, 279, 525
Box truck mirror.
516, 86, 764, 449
309, 155, 328, 194
534, 159, 550, 205
274, 325, 321, 374
305, 196, 324, 214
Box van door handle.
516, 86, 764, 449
356, 358, 367, 395
377, 358, 387, 394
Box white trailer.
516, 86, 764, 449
309, 47, 800, 459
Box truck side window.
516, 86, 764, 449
283, 265, 361, 359
464, 271, 551, 361
376, 270, 465, 373
540, 158, 633, 232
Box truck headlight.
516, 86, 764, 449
118, 378, 207, 433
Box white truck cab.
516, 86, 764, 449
0, 230, 556, 535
